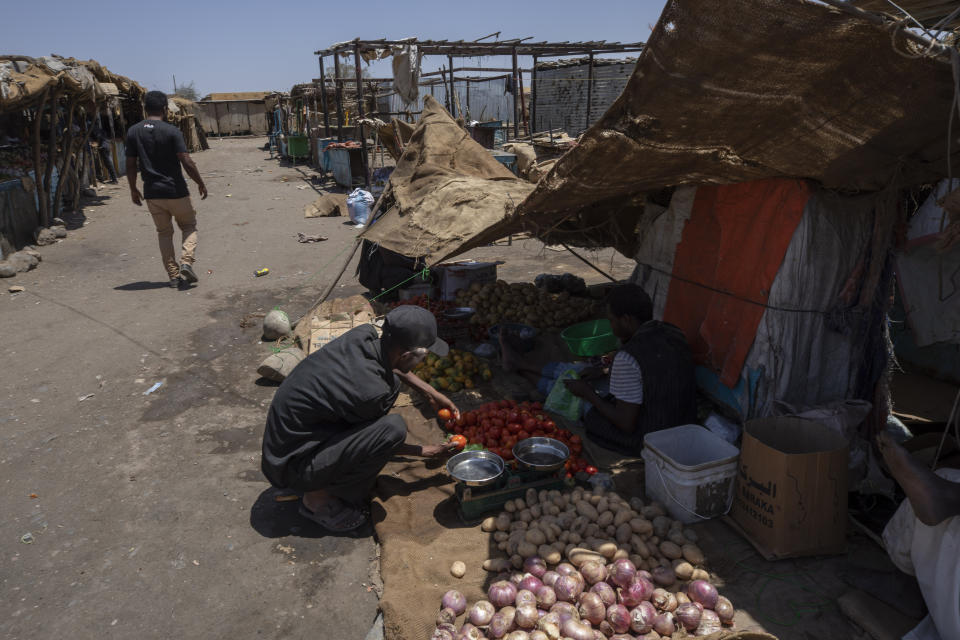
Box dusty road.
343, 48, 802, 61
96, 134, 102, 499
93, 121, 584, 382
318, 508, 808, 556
0, 138, 635, 639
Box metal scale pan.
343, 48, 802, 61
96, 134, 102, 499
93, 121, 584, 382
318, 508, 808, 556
512, 437, 570, 472
446, 450, 505, 487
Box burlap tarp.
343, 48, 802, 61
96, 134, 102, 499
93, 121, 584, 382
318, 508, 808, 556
0, 55, 145, 112
360, 95, 535, 264
303, 192, 347, 218
436, 0, 960, 257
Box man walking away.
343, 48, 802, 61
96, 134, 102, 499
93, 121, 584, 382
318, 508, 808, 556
125, 90, 208, 289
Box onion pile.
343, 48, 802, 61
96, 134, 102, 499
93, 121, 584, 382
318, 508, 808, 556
431, 486, 737, 639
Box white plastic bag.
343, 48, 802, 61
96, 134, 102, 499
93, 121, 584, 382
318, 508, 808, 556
346, 189, 375, 227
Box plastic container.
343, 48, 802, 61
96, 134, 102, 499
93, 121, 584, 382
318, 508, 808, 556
561, 319, 619, 356
641, 424, 740, 524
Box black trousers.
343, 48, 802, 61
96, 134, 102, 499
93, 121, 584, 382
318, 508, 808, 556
284, 414, 407, 504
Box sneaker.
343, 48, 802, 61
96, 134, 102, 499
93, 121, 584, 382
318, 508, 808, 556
168, 277, 181, 289
179, 263, 198, 283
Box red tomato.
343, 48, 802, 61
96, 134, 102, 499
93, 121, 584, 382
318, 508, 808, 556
501, 449, 514, 460
532, 430, 545, 438
585, 465, 598, 475
488, 447, 501, 457
438, 408, 453, 421
507, 422, 522, 434
465, 413, 478, 426
571, 444, 583, 455
517, 430, 530, 440
523, 417, 537, 430
480, 419, 492, 430
570, 434, 582, 444
499, 400, 511, 409
531, 402, 543, 410
488, 426, 502, 439
507, 411, 520, 423
542, 420, 556, 430
450, 435, 467, 450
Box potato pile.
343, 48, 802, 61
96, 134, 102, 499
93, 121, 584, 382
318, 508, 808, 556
455, 281, 604, 331
480, 485, 708, 584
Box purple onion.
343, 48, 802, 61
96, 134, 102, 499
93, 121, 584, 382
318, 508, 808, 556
510, 573, 525, 585
541, 570, 560, 588
523, 557, 548, 579
694, 609, 722, 636
637, 570, 653, 581
676, 602, 702, 631
488, 611, 513, 639
441, 590, 467, 615
432, 623, 456, 640
536, 585, 557, 609
506, 632, 532, 640
554, 574, 584, 603
629, 601, 656, 634
519, 574, 544, 594
468, 600, 495, 626
550, 601, 579, 623
687, 580, 719, 609
610, 636, 635, 640
609, 558, 637, 589
556, 562, 578, 576
618, 576, 655, 608
516, 589, 537, 609
515, 604, 539, 630
580, 561, 608, 585
577, 592, 606, 625
457, 624, 483, 640
561, 617, 596, 640
606, 604, 631, 634
437, 607, 456, 626
651, 588, 677, 612
590, 581, 616, 607
489, 581, 519, 609
652, 611, 676, 636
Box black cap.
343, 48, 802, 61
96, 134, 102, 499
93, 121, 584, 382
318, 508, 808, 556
383, 306, 449, 356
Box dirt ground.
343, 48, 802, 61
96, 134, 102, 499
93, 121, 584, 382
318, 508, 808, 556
0, 138, 636, 640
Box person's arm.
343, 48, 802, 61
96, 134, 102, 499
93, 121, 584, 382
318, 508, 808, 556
395, 369, 460, 419
177, 152, 207, 199
126, 157, 142, 206
564, 379, 641, 434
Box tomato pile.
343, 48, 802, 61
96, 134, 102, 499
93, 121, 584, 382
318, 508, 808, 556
393, 294, 489, 344
443, 398, 594, 474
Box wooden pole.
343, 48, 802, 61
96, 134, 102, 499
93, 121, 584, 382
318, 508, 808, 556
318, 56, 330, 137
41, 87, 63, 227
31, 89, 50, 228
448, 54, 456, 118
531, 56, 538, 134
354, 41, 370, 190
511, 47, 519, 139
52, 96, 78, 217
334, 52, 345, 142
585, 51, 594, 134
518, 70, 529, 136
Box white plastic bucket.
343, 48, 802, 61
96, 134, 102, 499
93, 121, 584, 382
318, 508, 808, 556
641, 424, 740, 524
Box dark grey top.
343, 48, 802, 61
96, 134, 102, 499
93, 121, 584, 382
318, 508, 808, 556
125, 119, 188, 199
260, 325, 400, 487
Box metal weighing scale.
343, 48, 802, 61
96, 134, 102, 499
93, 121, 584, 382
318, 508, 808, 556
447, 438, 573, 522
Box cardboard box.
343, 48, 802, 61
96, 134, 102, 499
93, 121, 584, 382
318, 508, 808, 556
437, 261, 500, 301
729, 416, 848, 559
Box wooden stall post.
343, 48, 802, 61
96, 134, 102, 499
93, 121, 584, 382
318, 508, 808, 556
354, 41, 370, 189
518, 70, 529, 136
31, 89, 50, 228
52, 95, 78, 217
41, 87, 63, 227
334, 52, 345, 142
448, 54, 456, 118
585, 51, 594, 134
511, 47, 519, 139
531, 56, 538, 134
318, 55, 331, 137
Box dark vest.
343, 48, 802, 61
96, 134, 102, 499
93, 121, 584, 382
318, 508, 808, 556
585, 321, 697, 454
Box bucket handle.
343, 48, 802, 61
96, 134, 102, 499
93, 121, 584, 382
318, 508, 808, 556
652, 460, 735, 521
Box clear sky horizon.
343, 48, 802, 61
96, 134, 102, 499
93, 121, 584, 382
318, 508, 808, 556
4, 0, 667, 96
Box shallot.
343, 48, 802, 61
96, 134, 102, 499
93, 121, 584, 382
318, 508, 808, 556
541, 570, 560, 587
519, 575, 544, 594
606, 604, 631, 634
441, 590, 467, 615
550, 601, 578, 623
516, 604, 539, 630
468, 600, 495, 627
556, 562, 578, 576
457, 624, 483, 640
516, 589, 537, 609
524, 557, 548, 579
651, 588, 677, 612
431, 624, 455, 640
529, 631, 549, 640
590, 581, 616, 607
580, 561, 608, 585
629, 601, 656, 634
436, 607, 456, 626
488, 612, 512, 639
675, 602, 702, 631
536, 585, 557, 609
609, 558, 637, 588
618, 576, 654, 608
489, 581, 519, 609
687, 579, 719, 609
506, 632, 530, 640
554, 574, 584, 602
652, 611, 677, 637
561, 617, 596, 640
694, 609, 722, 636
577, 592, 606, 625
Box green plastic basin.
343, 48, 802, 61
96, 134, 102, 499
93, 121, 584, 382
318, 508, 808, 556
561, 318, 619, 356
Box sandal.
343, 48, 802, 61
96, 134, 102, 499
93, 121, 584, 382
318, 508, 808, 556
298, 498, 368, 533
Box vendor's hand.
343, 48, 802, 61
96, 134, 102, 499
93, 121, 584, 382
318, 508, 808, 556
563, 378, 595, 399
421, 442, 459, 458
130, 187, 143, 206
580, 365, 605, 380
429, 393, 460, 420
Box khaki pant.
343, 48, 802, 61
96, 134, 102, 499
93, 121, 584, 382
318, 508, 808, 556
146, 197, 197, 279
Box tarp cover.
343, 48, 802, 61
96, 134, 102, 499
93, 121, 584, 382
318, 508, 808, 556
0, 56, 144, 112
360, 95, 534, 263
446, 0, 960, 257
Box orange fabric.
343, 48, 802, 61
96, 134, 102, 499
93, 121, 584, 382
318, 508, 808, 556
663, 179, 810, 387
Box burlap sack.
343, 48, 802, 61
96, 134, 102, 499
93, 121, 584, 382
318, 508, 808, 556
303, 193, 347, 218
255, 346, 305, 382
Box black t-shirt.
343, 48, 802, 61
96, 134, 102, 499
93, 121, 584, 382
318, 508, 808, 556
260, 325, 400, 488
125, 119, 189, 199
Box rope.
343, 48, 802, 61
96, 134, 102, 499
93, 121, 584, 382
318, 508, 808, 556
368, 265, 432, 303
561, 243, 618, 283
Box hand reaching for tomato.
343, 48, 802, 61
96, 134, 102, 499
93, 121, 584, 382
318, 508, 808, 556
430, 393, 460, 420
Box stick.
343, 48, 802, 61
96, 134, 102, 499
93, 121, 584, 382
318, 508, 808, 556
561, 243, 618, 282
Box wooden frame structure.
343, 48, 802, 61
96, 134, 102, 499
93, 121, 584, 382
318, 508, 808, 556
313, 37, 645, 187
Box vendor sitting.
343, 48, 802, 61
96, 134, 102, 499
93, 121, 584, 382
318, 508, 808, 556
501, 284, 696, 455
260, 306, 459, 533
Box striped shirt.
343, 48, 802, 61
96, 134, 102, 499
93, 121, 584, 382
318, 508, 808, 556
609, 351, 644, 404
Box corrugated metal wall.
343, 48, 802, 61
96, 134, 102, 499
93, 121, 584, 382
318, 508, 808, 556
195, 101, 270, 136
378, 78, 516, 124
533, 60, 633, 136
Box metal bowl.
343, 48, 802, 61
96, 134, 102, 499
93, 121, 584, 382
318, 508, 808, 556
446, 450, 505, 486
444, 307, 475, 320
512, 437, 570, 472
